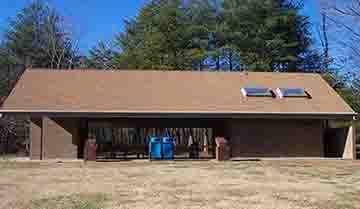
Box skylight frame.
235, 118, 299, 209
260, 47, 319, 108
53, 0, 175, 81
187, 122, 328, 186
241, 87, 274, 97
276, 88, 311, 99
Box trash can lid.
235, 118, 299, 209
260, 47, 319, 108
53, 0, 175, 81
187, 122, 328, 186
162, 137, 173, 143
150, 137, 161, 143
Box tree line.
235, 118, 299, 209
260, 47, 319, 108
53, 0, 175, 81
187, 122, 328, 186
1, 0, 360, 143
92, 0, 320, 72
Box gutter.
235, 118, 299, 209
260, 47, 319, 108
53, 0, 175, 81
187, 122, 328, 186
0, 109, 357, 120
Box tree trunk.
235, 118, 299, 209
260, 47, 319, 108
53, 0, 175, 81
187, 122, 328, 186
322, 13, 329, 70
229, 51, 233, 71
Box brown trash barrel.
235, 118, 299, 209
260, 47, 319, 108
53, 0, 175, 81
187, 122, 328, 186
215, 137, 230, 161
84, 138, 97, 161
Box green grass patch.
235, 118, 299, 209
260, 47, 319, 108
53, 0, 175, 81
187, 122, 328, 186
312, 191, 360, 209
332, 191, 360, 209
0, 154, 17, 160
21, 193, 109, 209
0, 161, 43, 170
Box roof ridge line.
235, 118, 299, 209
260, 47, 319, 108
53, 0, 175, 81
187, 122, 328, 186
25, 68, 321, 76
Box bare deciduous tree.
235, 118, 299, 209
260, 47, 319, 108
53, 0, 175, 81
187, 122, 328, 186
320, 0, 360, 69
39, 9, 80, 69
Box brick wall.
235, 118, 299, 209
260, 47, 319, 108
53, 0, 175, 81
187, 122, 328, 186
30, 117, 80, 159
30, 118, 42, 160
343, 125, 356, 159
228, 119, 324, 158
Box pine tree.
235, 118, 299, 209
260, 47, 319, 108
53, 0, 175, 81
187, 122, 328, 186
113, 0, 316, 72
222, 0, 311, 71
88, 41, 117, 70
4, 0, 77, 69
114, 0, 212, 70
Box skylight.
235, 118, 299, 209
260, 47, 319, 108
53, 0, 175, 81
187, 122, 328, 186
241, 87, 273, 97
276, 88, 310, 98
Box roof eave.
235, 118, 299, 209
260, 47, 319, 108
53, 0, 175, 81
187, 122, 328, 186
0, 110, 357, 120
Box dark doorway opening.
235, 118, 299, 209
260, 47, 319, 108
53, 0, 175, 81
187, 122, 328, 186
324, 128, 348, 158
87, 120, 216, 160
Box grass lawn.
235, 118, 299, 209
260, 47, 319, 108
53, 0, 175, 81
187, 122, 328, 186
1, 160, 360, 209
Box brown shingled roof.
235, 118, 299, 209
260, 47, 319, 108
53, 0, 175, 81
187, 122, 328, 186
0, 69, 356, 118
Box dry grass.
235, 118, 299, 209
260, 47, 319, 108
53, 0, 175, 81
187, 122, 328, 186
0, 160, 360, 209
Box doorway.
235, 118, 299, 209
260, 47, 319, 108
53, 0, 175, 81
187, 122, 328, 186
87, 120, 215, 160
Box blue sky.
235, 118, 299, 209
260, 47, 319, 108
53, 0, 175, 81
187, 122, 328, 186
0, 0, 320, 54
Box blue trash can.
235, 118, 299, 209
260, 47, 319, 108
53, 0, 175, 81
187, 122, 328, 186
162, 137, 174, 160
149, 137, 162, 160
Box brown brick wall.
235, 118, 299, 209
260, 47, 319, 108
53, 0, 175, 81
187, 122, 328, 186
30, 117, 80, 159
343, 125, 356, 159
42, 117, 80, 159
30, 118, 42, 160
228, 119, 324, 158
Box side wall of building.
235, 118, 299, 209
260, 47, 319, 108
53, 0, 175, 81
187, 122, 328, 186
228, 119, 324, 158
30, 117, 80, 160
30, 118, 42, 160
343, 125, 356, 159
29, 117, 355, 160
